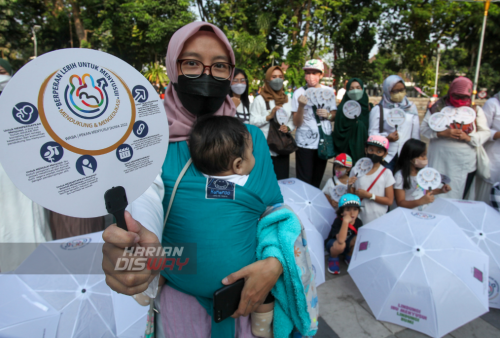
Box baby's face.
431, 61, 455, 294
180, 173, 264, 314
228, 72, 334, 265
240, 135, 255, 175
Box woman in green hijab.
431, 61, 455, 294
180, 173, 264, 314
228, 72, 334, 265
333, 78, 372, 164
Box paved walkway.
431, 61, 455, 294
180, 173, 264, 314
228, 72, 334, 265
288, 155, 500, 338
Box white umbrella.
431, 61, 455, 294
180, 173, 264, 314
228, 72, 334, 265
0, 274, 60, 338
278, 178, 335, 240
426, 198, 500, 309
300, 215, 326, 287
11, 231, 148, 338
348, 208, 489, 338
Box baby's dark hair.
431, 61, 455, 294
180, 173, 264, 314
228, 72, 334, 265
189, 115, 250, 175
336, 206, 360, 218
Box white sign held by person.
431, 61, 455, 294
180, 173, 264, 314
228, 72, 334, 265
0, 49, 169, 218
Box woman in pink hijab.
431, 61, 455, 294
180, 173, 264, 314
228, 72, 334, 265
421, 76, 491, 199
101, 22, 284, 337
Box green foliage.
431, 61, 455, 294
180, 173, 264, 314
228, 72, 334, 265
143, 62, 169, 86
2, 0, 499, 95
0, 0, 195, 71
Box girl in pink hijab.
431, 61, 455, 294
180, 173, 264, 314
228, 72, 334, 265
164, 21, 236, 142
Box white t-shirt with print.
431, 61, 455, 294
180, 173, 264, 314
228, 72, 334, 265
292, 85, 335, 149
394, 170, 427, 211
353, 165, 395, 224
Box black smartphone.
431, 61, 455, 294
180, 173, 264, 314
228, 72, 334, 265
213, 278, 245, 323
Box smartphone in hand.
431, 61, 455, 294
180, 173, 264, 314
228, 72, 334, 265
213, 279, 245, 323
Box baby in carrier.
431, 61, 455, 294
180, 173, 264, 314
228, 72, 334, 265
189, 115, 275, 337
134, 115, 275, 336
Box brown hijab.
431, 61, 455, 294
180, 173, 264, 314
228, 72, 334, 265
260, 66, 288, 106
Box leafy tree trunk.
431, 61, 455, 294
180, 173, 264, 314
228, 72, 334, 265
68, 0, 85, 45
301, 0, 312, 47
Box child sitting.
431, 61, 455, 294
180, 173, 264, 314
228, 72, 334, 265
394, 139, 451, 211
325, 194, 363, 274
351, 135, 395, 224
190, 115, 273, 338
323, 153, 357, 210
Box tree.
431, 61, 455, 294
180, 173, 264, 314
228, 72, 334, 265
377, 0, 466, 87
143, 62, 169, 88
1, 0, 195, 72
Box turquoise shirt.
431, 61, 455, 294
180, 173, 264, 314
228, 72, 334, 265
160, 124, 283, 336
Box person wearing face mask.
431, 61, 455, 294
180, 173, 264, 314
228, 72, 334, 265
394, 139, 451, 211
351, 135, 395, 224
100, 22, 289, 338
230, 68, 251, 124
323, 153, 357, 211
292, 59, 337, 188
421, 76, 491, 200
250, 65, 294, 179
333, 78, 372, 164
369, 75, 420, 172
0, 58, 13, 95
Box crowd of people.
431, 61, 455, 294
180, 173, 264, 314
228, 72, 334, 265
1, 20, 500, 338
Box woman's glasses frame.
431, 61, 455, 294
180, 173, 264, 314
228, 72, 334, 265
177, 59, 235, 81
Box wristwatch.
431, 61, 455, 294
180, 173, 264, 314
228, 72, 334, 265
370, 194, 376, 201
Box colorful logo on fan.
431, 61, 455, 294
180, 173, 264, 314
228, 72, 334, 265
65, 73, 109, 119
411, 212, 436, 220
280, 179, 296, 185
490, 277, 499, 300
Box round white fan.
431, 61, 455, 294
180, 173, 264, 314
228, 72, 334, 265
416, 167, 442, 191
428, 112, 451, 132
386, 108, 406, 130
343, 100, 362, 119
275, 108, 288, 125
441, 106, 456, 117
330, 184, 347, 202
350, 157, 373, 178
455, 106, 476, 125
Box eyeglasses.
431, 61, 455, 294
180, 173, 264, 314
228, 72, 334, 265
232, 78, 247, 83
177, 59, 234, 81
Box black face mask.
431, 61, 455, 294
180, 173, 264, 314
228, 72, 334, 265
366, 153, 383, 164
173, 74, 230, 116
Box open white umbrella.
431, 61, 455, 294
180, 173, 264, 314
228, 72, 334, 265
278, 178, 335, 240
348, 208, 489, 338
299, 214, 326, 287
426, 198, 500, 309
11, 231, 148, 338
0, 274, 60, 338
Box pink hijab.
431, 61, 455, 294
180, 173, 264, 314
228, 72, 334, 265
165, 22, 236, 142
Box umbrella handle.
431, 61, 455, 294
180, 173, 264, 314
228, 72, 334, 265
104, 186, 129, 231
395, 125, 398, 132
